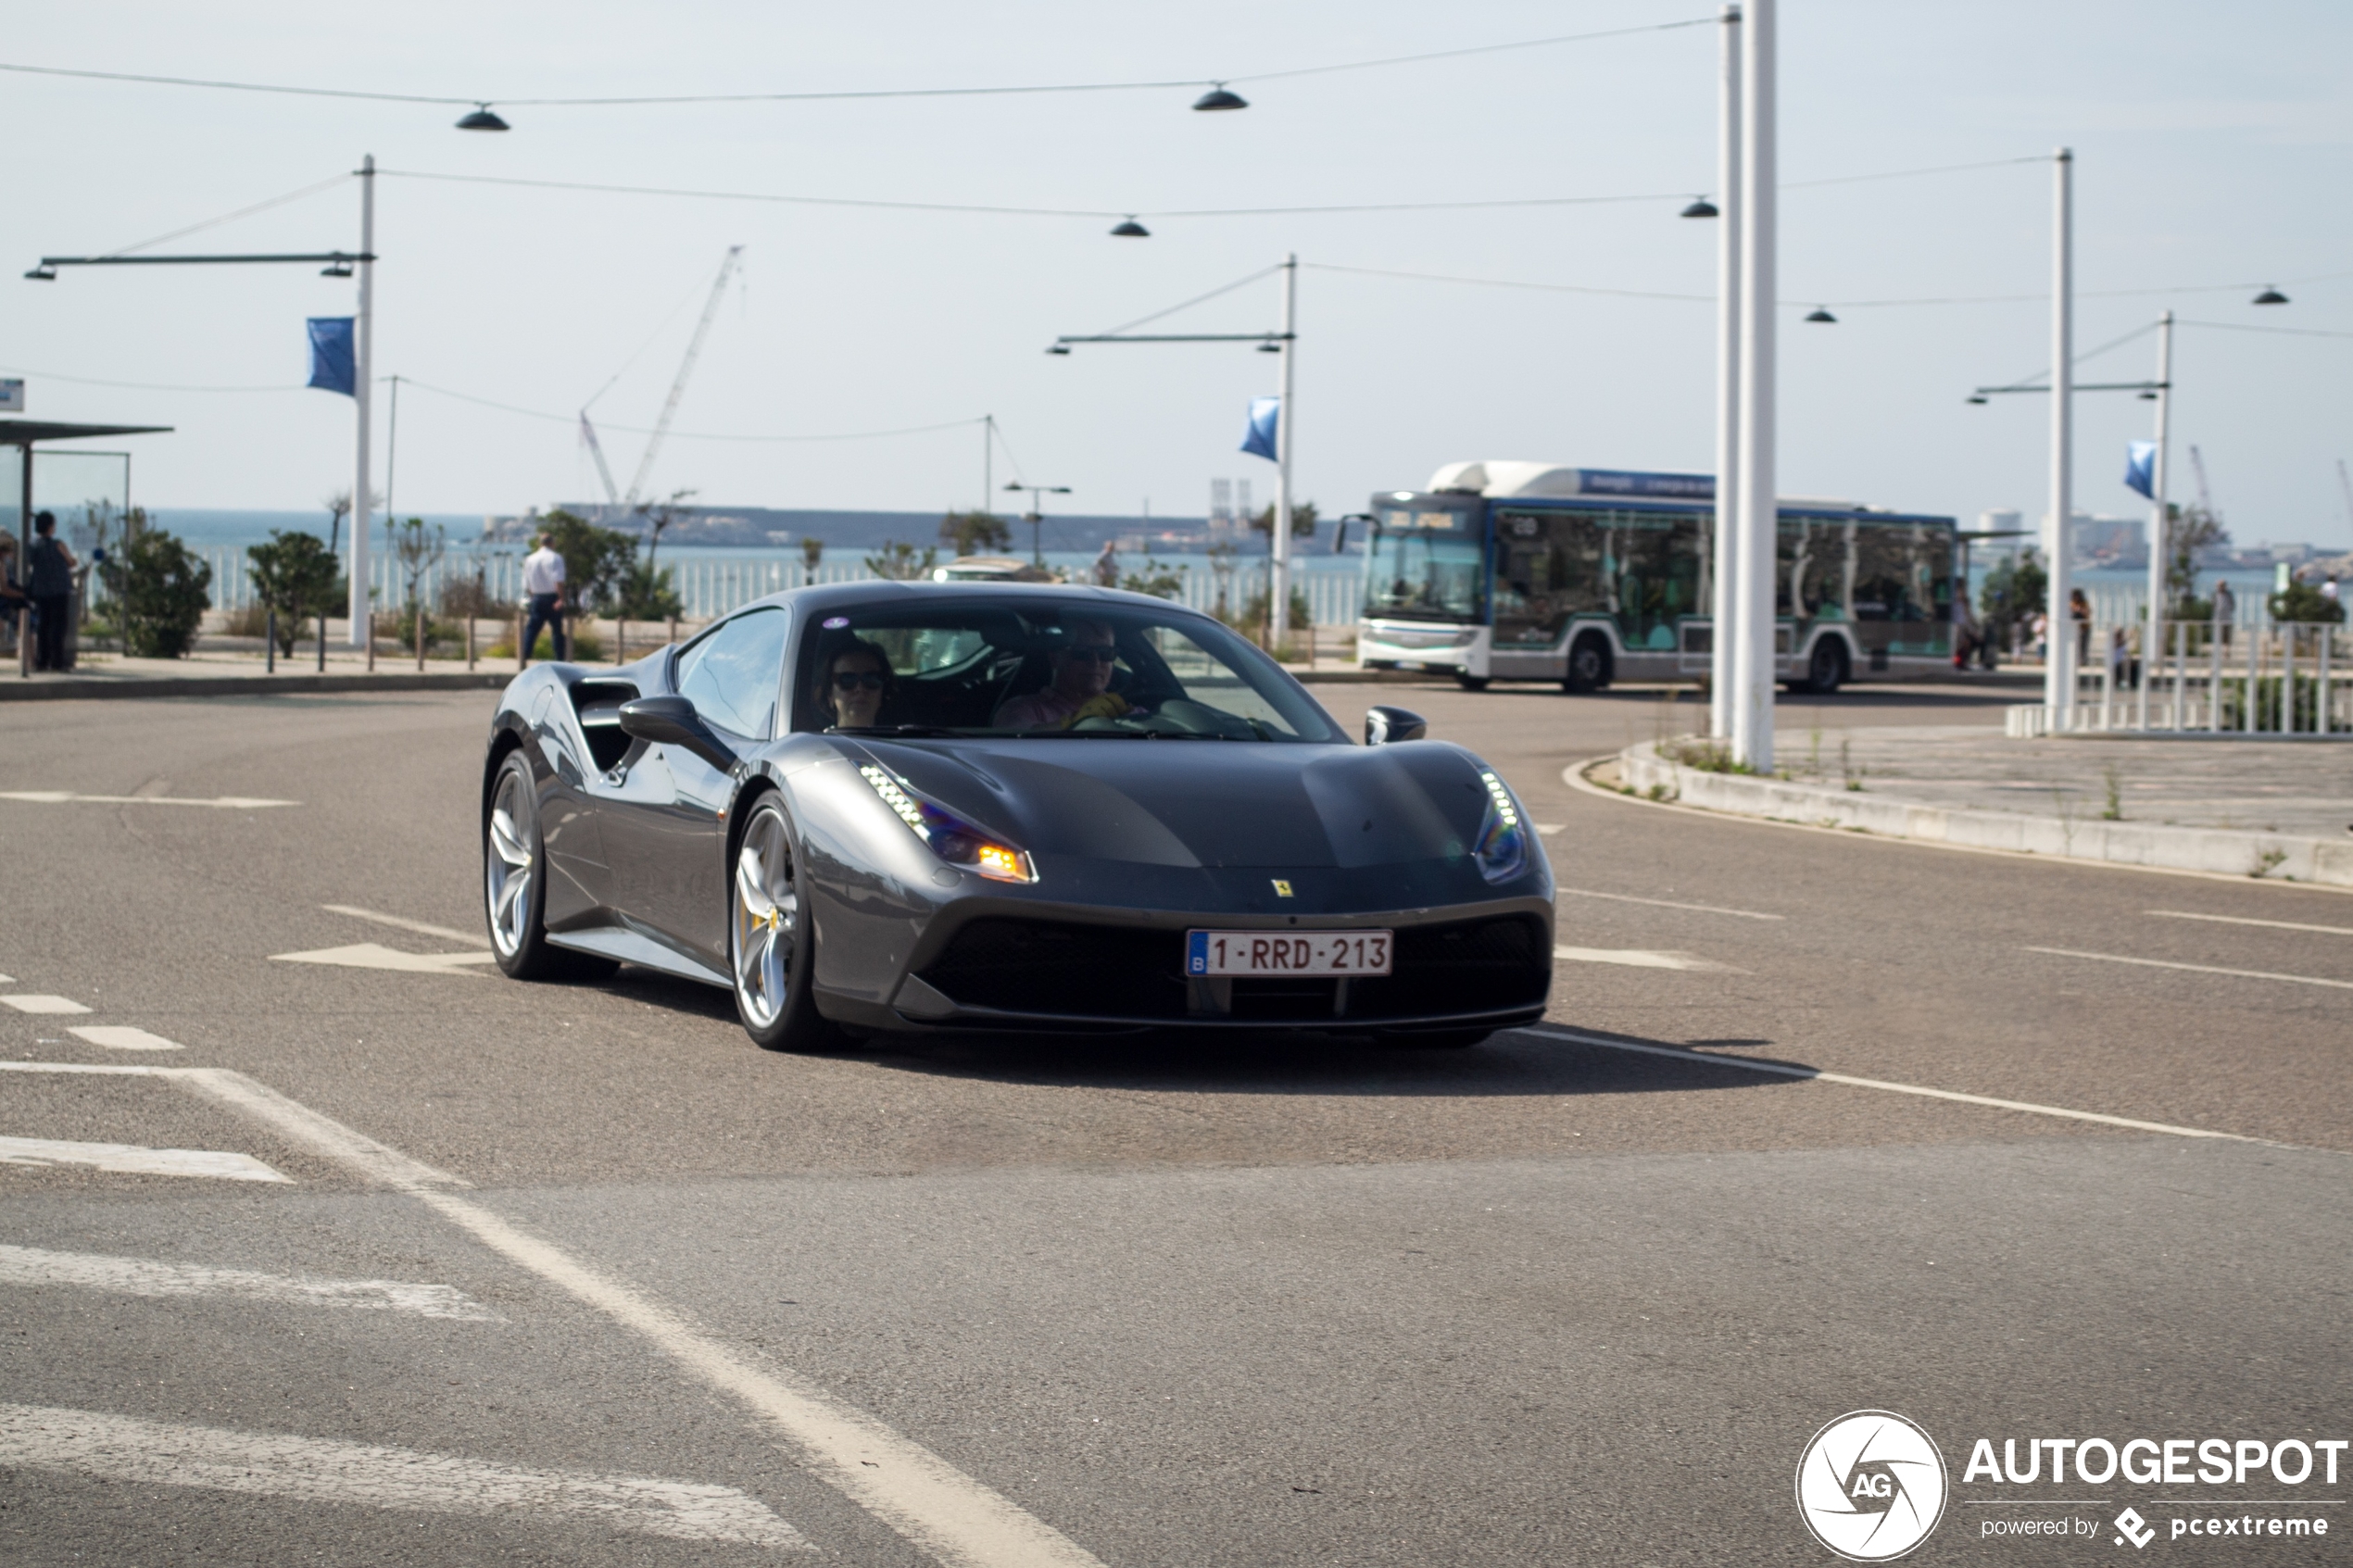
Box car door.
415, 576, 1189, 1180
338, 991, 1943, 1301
597, 607, 790, 971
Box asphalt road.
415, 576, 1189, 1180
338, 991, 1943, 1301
2, 678, 2346, 1566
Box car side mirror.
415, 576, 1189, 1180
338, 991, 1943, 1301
618, 695, 738, 773
1364, 705, 1428, 746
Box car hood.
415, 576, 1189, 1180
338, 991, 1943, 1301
857, 737, 1497, 871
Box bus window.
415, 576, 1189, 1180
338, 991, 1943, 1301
1491, 508, 1604, 646
1605, 511, 1699, 651
1365, 508, 1484, 623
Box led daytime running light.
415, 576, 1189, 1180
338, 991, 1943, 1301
858, 764, 1037, 883
1474, 769, 1529, 884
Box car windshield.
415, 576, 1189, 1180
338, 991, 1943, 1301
1365, 505, 1484, 623
792, 596, 1347, 742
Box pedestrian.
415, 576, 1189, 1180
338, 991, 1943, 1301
0, 535, 25, 657
26, 511, 79, 672
1091, 540, 1118, 588
520, 532, 568, 664
2069, 586, 2092, 665
1951, 583, 1980, 671
2324, 575, 2341, 607
2030, 609, 2048, 663
2210, 577, 2234, 648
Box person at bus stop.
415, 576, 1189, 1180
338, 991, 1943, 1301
1951, 583, 1980, 670
2069, 586, 2092, 665
520, 532, 567, 664
0, 535, 25, 655
27, 511, 79, 672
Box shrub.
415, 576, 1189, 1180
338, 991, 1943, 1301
245, 529, 344, 656
104, 528, 211, 658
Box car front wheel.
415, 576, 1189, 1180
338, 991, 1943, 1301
730, 795, 845, 1052
484, 750, 613, 982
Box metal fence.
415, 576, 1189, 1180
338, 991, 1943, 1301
2008, 620, 2351, 737
185, 546, 1370, 628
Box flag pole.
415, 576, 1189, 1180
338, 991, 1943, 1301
1271, 254, 1297, 652
347, 153, 375, 649
2044, 148, 2074, 724
1709, 3, 1743, 739
2138, 309, 2172, 731
1730, 0, 1776, 771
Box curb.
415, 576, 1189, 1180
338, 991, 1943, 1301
0, 671, 513, 703
1610, 739, 2353, 888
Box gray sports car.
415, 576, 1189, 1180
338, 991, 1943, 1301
481, 583, 1553, 1050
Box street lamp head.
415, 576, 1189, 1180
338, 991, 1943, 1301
1045, 344, 1072, 355
1191, 84, 1249, 111
2136, 389, 2159, 401
1680, 195, 1719, 219
22, 264, 56, 281
1110, 218, 1151, 238
1965, 395, 1988, 406
1004, 482, 1024, 491
2252, 285, 2288, 306
1805, 306, 1838, 323
1255, 339, 1282, 353
320, 259, 354, 278
456, 105, 511, 132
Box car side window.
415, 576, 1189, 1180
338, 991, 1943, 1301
676, 608, 789, 739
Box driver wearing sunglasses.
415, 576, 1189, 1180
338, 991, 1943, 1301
992, 618, 1133, 731
818, 638, 894, 730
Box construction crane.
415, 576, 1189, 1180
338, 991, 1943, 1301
2336, 458, 2353, 531
578, 412, 622, 516
623, 245, 743, 513
2189, 444, 2216, 514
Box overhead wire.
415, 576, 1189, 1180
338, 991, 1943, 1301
1097, 265, 1285, 335
97, 171, 352, 259
0, 22, 1712, 111
392, 378, 991, 443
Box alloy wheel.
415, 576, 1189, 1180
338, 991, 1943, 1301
485, 763, 535, 958
732, 806, 799, 1031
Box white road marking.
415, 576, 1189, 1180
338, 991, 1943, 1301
0, 791, 298, 809
2147, 909, 2353, 937
1557, 885, 1785, 921
1, 995, 93, 1014
67, 1025, 184, 1052
0, 1135, 289, 1183
0, 1243, 499, 1321
115, 1061, 1102, 1568
271, 942, 496, 975
1533, 822, 1564, 835
0, 972, 14, 984
2025, 946, 2353, 991
1554, 946, 1743, 972
1514, 1025, 2260, 1143
322, 904, 484, 946
0, 1402, 809, 1548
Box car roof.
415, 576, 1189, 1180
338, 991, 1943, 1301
724, 579, 1209, 620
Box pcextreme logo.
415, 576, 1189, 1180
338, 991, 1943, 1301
1796, 1411, 1950, 1562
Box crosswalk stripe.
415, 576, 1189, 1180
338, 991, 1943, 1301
0, 1135, 289, 1183
1, 995, 94, 1015
1554, 946, 1743, 972
0, 1403, 810, 1547
0, 1244, 499, 1321
67, 1026, 184, 1052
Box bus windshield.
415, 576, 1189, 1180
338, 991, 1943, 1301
1365, 506, 1483, 623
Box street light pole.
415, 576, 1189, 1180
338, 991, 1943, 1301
348, 154, 376, 648
1709, 3, 1743, 740
1730, 0, 1775, 770
2045, 147, 2073, 721
1271, 254, 1298, 649
2139, 308, 2173, 731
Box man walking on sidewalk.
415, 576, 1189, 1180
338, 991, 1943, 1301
520, 532, 567, 664
27, 512, 78, 672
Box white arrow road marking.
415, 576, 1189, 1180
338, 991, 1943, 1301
1554, 946, 1744, 972
1, 995, 93, 1014
67, 1025, 184, 1052
2145, 909, 2353, 937
0, 1135, 289, 1183
1556, 885, 1785, 921
0, 1244, 499, 1321
0, 791, 298, 809
0, 1403, 810, 1548
321, 904, 485, 946
271, 943, 496, 975
2025, 946, 2353, 991
0, 1059, 1105, 1568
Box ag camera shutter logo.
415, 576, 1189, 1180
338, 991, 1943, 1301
1795, 1411, 1949, 1561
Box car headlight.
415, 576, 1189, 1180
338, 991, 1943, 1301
858, 764, 1037, 883
1473, 769, 1529, 884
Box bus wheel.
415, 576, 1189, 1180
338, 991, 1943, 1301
1793, 638, 1847, 695
1455, 672, 1491, 692
1562, 635, 1611, 694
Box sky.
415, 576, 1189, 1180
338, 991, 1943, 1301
5, 0, 2348, 546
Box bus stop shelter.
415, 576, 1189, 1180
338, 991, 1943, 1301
3, 419, 172, 675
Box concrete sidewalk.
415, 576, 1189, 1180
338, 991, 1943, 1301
1606, 724, 2353, 887
0, 648, 513, 701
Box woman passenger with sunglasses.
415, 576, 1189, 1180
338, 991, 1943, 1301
818, 637, 894, 730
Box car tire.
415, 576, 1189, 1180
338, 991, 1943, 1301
1454, 672, 1491, 692
1562, 635, 1611, 694
484, 749, 616, 983
729, 793, 847, 1053
1792, 638, 1847, 695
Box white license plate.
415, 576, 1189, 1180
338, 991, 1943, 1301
1186, 930, 1392, 977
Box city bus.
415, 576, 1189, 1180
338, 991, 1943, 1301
1355, 461, 1959, 694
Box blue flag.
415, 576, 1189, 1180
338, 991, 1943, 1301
1239, 395, 1280, 461
307, 317, 356, 397
2122, 439, 2158, 500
